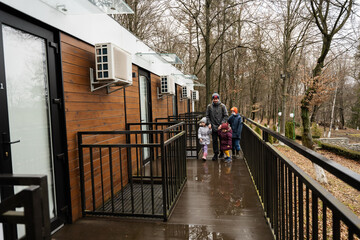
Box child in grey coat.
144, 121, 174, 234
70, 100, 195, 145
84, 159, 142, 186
198, 117, 212, 161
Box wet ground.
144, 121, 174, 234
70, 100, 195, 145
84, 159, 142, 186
52, 152, 274, 240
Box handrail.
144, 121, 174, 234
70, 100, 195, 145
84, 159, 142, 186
243, 116, 360, 191
76, 130, 164, 134
81, 143, 161, 148
164, 131, 186, 146
163, 122, 185, 132
241, 121, 360, 239
126, 122, 179, 126
0, 174, 50, 240
77, 120, 187, 221
268, 143, 360, 234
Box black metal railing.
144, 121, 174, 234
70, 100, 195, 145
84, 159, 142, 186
155, 114, 203, 158
241, 117, 360, 240
0, 174, 50, 240
77, 122, 187, 221
179, 112, 206, 117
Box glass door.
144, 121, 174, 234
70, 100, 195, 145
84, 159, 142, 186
173, 84, 178, 117
139, 72, 152, 163
139, 75, 150, 160
0, 9, 69, 239
2, 23, 57, 237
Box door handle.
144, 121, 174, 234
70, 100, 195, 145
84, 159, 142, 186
4, 139, 20, 144
1, 133, 20, 145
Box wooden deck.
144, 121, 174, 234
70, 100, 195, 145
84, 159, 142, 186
52, 150, 274, 240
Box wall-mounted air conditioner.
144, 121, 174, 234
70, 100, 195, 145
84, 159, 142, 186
160, 75, 176, 95
95, 43, 132, 86
182, 86, 191, 99
192, 90, 199, 101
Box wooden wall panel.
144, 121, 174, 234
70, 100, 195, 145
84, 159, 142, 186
151, 73, 169, 120
61, 33, 130, 221
61, 33, 191, 222
124, 65, 140, 126
167, 96, 173, 116
177, 85, 188, 115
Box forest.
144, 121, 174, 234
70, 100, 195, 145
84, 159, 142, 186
113, 0, 360, 148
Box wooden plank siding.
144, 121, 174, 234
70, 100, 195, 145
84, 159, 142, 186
60, 33, 191, 222
150, 73, 171, 119
61, 33, 129, 221
176, 84, 189, 115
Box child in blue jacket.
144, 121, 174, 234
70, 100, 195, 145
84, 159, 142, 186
228, 107, 243, 158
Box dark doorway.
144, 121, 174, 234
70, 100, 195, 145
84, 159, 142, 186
138, 68, 153, 164
173, 84, 179, 117
0, 5, 70, 239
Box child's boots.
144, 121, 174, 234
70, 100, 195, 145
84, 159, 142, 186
225, 156, 232, 163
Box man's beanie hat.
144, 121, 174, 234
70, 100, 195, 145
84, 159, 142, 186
212, 93, 220, 99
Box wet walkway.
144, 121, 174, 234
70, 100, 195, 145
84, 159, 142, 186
52, 152, 274, 240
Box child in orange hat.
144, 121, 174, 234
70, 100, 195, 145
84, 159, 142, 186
228, 107, 243, 158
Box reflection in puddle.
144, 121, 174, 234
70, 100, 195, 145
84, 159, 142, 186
224, 162, 232, 174
167, 224, 226, 240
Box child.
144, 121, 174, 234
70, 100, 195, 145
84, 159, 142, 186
228, 107, 243, 158
198, 117, 212, 161
218, 123, 233, 163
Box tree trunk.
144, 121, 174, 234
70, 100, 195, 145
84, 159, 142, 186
300, 104, 314, 149
301, 36, 331, 147
338, 77, 345, 129
217, 3, 226, 95
205, 0, 211, 101
328, 85, 338, 137
310, 104, 319, 123
313, 164, 328, 183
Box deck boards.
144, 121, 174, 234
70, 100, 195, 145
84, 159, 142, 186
53, 148, 274, 240
96, 183, 163, 216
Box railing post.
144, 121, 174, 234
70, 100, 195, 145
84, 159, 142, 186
77, 132, 86, 216
263, 131, 269, 142
24, 187, 43, 240
160, 131, 167, 221
39, 176, 50, 239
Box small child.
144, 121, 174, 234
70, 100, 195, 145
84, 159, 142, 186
198, 117, 212, 161
228, 107, 243, 158
218, 123, 233, 163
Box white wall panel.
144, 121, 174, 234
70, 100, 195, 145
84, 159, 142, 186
0, 0, 194, 88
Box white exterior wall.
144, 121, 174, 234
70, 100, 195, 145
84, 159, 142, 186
0, 0, 194, 90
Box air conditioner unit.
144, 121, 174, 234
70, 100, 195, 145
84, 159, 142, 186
192, 90, 199, 101
160, 75, 175, 95
182, 86, 191, 99
95, 43, 132, 86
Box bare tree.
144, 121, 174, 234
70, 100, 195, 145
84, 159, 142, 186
172, 0, 248, 101
300, 0, 353, 149
272, 0, 312, 135
113, 0, 166, 42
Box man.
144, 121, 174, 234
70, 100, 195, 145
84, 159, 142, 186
206, 93, 229, 160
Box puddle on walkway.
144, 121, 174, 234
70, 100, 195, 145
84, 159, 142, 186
191, 160, 249, 217
161, 224, 227, 239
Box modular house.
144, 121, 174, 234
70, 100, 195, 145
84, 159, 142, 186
0, 0, 197, 238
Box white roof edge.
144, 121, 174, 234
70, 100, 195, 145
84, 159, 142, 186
0, 0, 192, 86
